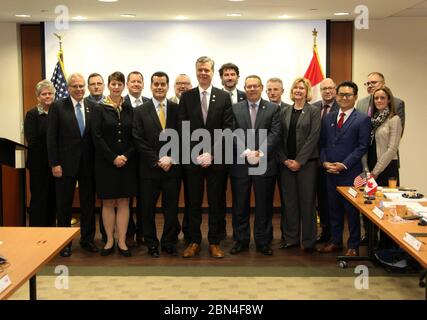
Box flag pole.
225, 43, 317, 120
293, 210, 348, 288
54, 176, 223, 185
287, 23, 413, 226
311, 28, 324, 79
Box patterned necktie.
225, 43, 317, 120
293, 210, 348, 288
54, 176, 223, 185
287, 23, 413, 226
75, 103, 85, 136
158, 102, 166, 129
337, 112, 345, 129
201, 91, 208, 124
250, 103, 257, 128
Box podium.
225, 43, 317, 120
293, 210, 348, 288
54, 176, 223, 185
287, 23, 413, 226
0, 138, 27, 226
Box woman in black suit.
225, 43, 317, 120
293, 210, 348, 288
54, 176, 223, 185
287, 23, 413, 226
278, 77, 321, 252
92, 72, 137, 257
24, 80, 56, 226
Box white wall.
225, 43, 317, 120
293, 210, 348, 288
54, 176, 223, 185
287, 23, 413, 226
354, 17, 427, 192
0, 23, 22, 143
44, 21, 327, 103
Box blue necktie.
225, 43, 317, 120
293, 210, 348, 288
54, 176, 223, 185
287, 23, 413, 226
76, 103, 85, 136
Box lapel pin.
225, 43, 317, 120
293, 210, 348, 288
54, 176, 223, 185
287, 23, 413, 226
262, 106, 265, 110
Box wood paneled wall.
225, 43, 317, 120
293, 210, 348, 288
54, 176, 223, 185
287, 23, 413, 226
15, 21, 353, 212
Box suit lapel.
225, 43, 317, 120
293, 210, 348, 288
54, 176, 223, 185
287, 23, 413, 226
284, 104, 293, 137
148, 101, 163, 131
241, 101, 252, 129
205, 87, 218, 126
83, 101, 91, 135
254, 99, 267, 129
336, 110, 357, 140
193, 88, 205, 126
296, 103, 309, 129
65, 97, 81, 136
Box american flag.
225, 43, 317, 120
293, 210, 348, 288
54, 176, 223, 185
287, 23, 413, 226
50, 53, 69, 101
353, 173, 367, 188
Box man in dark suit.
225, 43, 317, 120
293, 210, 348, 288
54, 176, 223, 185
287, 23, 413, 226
318, 81, 371, 257
229, 75, 281, 256
266, 77, 291, 110
47, 73, 98, 257
133, 71, 181, 258
219, 62, 246, 104
312, 78, 339, 244
124, 71, 150, 247
179, 56, 232, 259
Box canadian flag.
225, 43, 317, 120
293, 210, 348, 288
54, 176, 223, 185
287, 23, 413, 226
304, 46, 325, 102
364, 175, 378, 196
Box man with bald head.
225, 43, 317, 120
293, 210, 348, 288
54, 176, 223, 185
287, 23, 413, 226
312, 78, 339, 243
47, 73, 98, 257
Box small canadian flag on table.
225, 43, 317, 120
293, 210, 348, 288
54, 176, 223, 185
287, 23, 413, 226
364, 175, 378, 196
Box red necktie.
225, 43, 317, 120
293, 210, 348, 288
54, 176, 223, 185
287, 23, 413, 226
337, 112, 345, 129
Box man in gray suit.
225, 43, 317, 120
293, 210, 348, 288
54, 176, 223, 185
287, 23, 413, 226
356, 72, 405, 132
312, 78, 339, 244
266, 77, 291, 110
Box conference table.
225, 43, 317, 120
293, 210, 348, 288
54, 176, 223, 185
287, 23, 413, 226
337, 186, 427, 299
0, 227, 79, 300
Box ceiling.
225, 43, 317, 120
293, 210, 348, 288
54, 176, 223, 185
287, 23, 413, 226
1, 0, 426, 22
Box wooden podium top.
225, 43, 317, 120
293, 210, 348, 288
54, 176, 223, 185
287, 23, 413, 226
0, 227, 79, 300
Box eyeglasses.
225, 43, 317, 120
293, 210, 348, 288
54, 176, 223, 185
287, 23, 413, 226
364, 81, 381, 87
245, 85, 261, 90
321, 87, 336, 91
176, 82, 191, 86
337, 93, 354, 98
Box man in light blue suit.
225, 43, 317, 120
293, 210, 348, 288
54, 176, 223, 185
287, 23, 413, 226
318, 81, 371, 257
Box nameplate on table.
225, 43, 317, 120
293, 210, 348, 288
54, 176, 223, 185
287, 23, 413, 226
372, 206, 384, 219
0, 274, 12, 294
347, 188, 358, 198
403, 232, 422, 251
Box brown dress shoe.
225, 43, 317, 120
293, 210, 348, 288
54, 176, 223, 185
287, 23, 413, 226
209, 244, 225, 259
345, 248, 359, 256
317, 243, 343, 253
182, 243, 201, 258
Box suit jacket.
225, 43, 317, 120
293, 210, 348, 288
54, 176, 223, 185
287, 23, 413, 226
133, 99, 181, 178
277, 103, 321, 166
279, 101, 292, 110
237, 89, 247, 102
24, 107, 49, 171
47, 97, 95, 177
178, 86, 233, 164
356, 95, 405, 134
124, 94, 150, 108
312, 99, 340, 116
320, 109, 371, 180
230, 99, 281, 177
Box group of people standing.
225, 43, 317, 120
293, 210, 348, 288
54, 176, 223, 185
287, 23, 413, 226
24, 55, 404, 259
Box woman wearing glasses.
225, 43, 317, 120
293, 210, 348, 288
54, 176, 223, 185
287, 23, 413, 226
277, 77, 321, 253
92, 71, 137, 257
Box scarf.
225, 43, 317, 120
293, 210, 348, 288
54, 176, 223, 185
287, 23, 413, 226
370, 107, 390, 145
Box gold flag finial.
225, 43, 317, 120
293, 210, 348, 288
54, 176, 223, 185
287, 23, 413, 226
312, 28, 318, 48
53, 33, 64, 52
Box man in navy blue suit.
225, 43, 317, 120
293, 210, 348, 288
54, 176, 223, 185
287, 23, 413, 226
318, 81, 371, 257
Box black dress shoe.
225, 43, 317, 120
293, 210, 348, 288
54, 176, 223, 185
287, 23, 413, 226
230, 242, 249, 254
279, 243, 299, 249
316, 234, 331, 244
161, 245, 177, 256
148, 246, 160, 258
257, 245, 273, 256
100, 245, 115, 256
117, 245, 132, 257
80, 242, 99, 253
60, 246, 72, 257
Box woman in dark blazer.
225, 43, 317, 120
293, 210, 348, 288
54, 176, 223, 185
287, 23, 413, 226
24, 80, 56, 226
92, 72, 137, 257
278, 77, 321, 252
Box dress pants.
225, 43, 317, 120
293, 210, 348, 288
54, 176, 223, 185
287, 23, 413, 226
55, 171, 95, 244
326, 174, 360, 249
141, 177, 179, 248
28, 169, 56, 227
231, 175, 275, 247
316, 166, 331, 237
185, 165, 226, 245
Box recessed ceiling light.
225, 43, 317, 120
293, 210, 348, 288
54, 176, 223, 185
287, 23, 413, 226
278, 14, 292, 19
120, 14, 136, 18
334, 12, 350, 16
175, 15, 188, 20
228, 0, 245, 2
72, 16, 87, 20
98, 0, 119, 2
227, 13, 242, 17
15, 14, 31, 18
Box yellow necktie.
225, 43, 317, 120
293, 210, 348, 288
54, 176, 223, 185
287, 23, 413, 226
158, 102, 166, 129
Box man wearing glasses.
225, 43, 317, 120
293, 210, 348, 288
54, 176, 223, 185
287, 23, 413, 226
47, 73, 98, 257
357, 72, 405, 132
318, 81, 371, 257
170, 74, 192, 104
